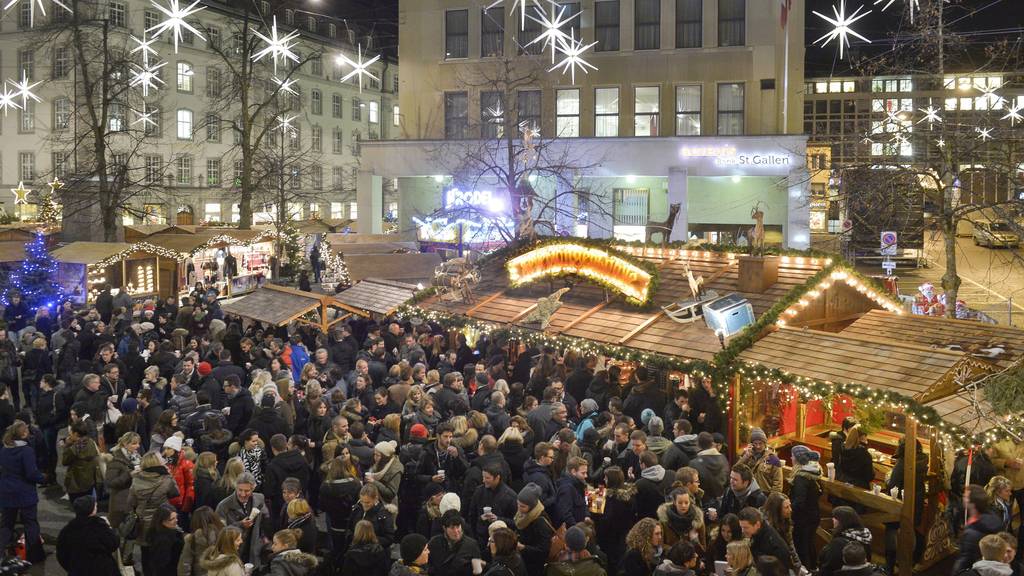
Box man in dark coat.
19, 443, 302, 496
521, 442, 557, 512
415, 422, 469, 493
349, 484, 397, 549
224, 375, 255, 436
57, 495, 120, 576
467, 464, 517, 542
689, 432, 731, 503
689, 376, 724, 434
249, 396, 292, 446
739, 507, 794, 573
211, 349, 247, 388
552, 457, 589, 529
264, 434, 311, 523
428, 510, 482, 576
719, 464, 767, 519
329, 325, 358, 374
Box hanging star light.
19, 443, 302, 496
977, 127, 993, 141
874, 0, 919, 23
272, 76, 299, 96
936, 138, 945, 148
487, 0, 540, 31
2, 0, 70, 28
147, 0, 205, 54
1002, 103, 1023, 126
917, 105, 942, 126
129, 60, 166, 97
813, 0, 872, 61
253, 16, 300, 75
977, 84, 1006, 109
132, 107, 158, 129
337, 44, 380, 93
0, 86, 22, 116
550, 29, 598, 84
485, 103, 504, 124
526, 3, 578, 63
274, 114, 297, 135
47, 177, 63, 194
11, 181, 31, 205
130, 34, 160, 64
7, 71, 41, 108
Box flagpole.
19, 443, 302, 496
782, 2, 790, 135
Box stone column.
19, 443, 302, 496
587, 186, 613, 239
786, 167, 811, 249
667, 167, 689, 242
356, 170, 383, 234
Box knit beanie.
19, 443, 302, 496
400, 534, 428, 565
409, 424, 429, 439
121, 397, 139, 414
641, 408, 655, 427
791, 445, 821, 465
439, 492, 461, 514
197, 361, 213, 376
580, 399, 599, 414
517, 482, 542, 508
565, 526, 587, 552
749, 427, 768, 444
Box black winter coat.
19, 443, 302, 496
349, 501, 397, 549
817, 527, 873, 576
517, 509, 555, 576
468, 482, 518, 542
618, 548, 655, 576
226, 388, 255, 435
838, 446, 874, 489
343, 543, 388, 576
596, 486, 637, 572
750, 524, 793, 573
521, 459, 557, 511
249, 408, 292, 446
147, 527, 185, 576
320, 477, 361, 531
56, 515, 120, 576
552, 474, 588, 529
952, 513, 1004, 574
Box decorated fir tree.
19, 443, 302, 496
2, 230, 65, 311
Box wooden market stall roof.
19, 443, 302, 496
328, 241, 420, 255
326, 232, 416, 245
843, 309, 1024, 368
335, 278, 418, 316
0, 241, 25, 262
421, 249, 828, 362
344, 252, 442, 284
51, 242, 136, 265
146, 230, 275, 255
737, 327, 995, 402
221, 283, 368, 331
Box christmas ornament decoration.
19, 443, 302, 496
1, 230, 65, 311
549, 29, 598, 84
130, 34, 160, 62
917, 105, 942, 126
274, 114, 297, 135
812, 0, 872, 61
0, 85, 21, 116
7, 71, 41, 108
130, 59, 166, 97
2, 0, 70, 28
936, 138, 945, 148
1002, 103, 1023, 126
11, 181, 31, 205
133, 107, 159, 128
977, 127, 993, 141
147, 0, 206, 54
253, 15, 299, 75
337, 44, 380, 93
527, 3, 579, 63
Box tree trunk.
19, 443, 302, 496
941, 182, 961, 319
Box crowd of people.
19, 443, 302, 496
0, 285, 1020, 576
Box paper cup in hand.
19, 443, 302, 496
826, 462, 835, 480
483, 507, 492, 516
438, 469, 445, 478
244, 563, 254, 576
248, 507, 261, 521
890, 487, 900, 498
872, 484, 881, 495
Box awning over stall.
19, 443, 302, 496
220, 283, 368, 332
335, 278, 418, 316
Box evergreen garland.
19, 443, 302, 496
983, 363, 1024, 416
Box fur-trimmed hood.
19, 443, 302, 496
271, 549, 319, 569
606, 483, 637, 501
200, 552, 244, 573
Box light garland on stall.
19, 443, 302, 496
775, 267, 904, 327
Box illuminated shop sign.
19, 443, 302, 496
679, 146, 792, 167
444, 188, 507, 213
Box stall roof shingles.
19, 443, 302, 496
844, 310, 1024, 368
0, 241, 25, 262
738, 328, 966, 398
344, 252, 441, 283
336, 278, 417, 315
51, 242, 135, 265
220, 287, 324, 326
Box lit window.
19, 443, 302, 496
556, 89, 580, 137
634, 86, 659, 136
176, 62, 193, 92
349, 201, 358, 219
717, 83, 744, 135
393, 105, 400, 127
842, 81, 855, 92
204, 202, 221, 222
675, 85, 700, 136
595, 87, 619, 137
368, 101, 379, 123
176, 109, 193, 139
829, 81, 840, 93
176, 155, 192, 185
331, 202, 343, 219
815, 82, 827, 94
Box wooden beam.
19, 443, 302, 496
789, 311, 867, 329
898, 418, 919, 576
557, 299, 611, 335
509, 303, 539, 324
618, 310, 665, 344
465, 289, 507, 318
729, 373, 742, 461
797, 402, 807, 442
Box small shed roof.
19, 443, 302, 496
146, 233, 211, 254
124, 224, 171, 236
737, 327, 972, 400
51, 242, 137, 265
344, 252, 441, 283
0, 241, 25, 262
326, 232, 416, 245
843, 309, 1024, 368
221, 283, 367, 327
329, 241, 419, 255
335, 278, 418, 315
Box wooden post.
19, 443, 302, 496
729, 373, 742, 461
797, 401, 807, 441
898, 418, 919, 576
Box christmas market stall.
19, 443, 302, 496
334, 278, 419, 319
220, 283, 368, 333
50, 241, 167, 304
0, 242, 25, 274
146, 229, 276, 298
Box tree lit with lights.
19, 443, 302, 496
2, 230, 65, 311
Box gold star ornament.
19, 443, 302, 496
11, 181, 31, 205
47, 177, 63, 194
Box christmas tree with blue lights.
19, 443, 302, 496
3, 230, 64, 311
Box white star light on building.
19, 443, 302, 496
486, 103, 504, 123
874, 0, 919, 23
337, 44, 380, 93
549, 29, 597, 85
977, 84, 1006, 109
487, 0, 540, 31
917, 105, 942, 126
1002, 103, 1024, 126
272, 76, 299, 96
813, 0, 872, 61
130, 34, 160, 63
3, 0, 70, 28
147, 0, 205, 54
527, 3, 579, 63
132, 107, 159, 128
7, 71, 41, 108
936, 138, 945, 148
130, 60, 166, 97
253, 16, 300, 75
274, 114, 297, 135
977, 127, 993, 141
0, 86, 22, 116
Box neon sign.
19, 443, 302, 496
679, 146, 792, 168
444, 188, 507, 213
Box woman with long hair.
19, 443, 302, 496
286, 498, 318, 554
199, 526, 245, 576
151, 409, 180, 453
0, 420, 46, 563
726, 540, 759, 576
194, 452, 220, 510
710, 513, 744, 568
483, 526, 527, 576
104, 431, 141, 530
267, 528, 319, 576
987, 475, 1014, 532
319, 455, 362, 561
368, 441, 403, 506
818, 506, 872, 576
413, 396, 440, 435
235, 429, 266, 489
342, 520, 387, 576
657, 488, 705, 550
178, 506, 225, 576
622, 517, 663, 575
401, 385, 425, 425
596, 467, 636, 572
377, 412, 401, 445
762, 492, 801, 572
145, 504, 184, 576
498, 426, 529, 491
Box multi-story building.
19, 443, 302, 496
358, 0, 813, 249
0, 0, 398, 229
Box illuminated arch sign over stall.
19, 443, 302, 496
506, 242, 655, 306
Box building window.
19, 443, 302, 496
594, 1, 619, 51
352, 98, 361, 120
444, 91, 468, 139
311, 125, 322, 152
676, 0, 701, 48
18, 152, 33, 181
53, 97, 70, 130
143, 104, 159, 136
718, 0, 745, 47
207, 26, 220, 50
18, 1, 30, 28
311, 54, 322, 76
393, 105, 400, 127
481, 91, 503, 139
289, 168, 301, 190
556, 89, 580, 137
176, 62, 193, 92
634, 86, 659, 136
481, 7, 504, 57
204, 202, 221, 222
332, 128, 343, 153
307, 15, 316, 33
289, 126, 300, 150
145, 155, 161, 184
176, 156, 192, 185
331, 201, 342, 218
675, 85, 701, 135
519, 12, 543, 54
233, 160, 243, 185
284, 9, 293, 25
144, 10, 159, 31
206, 67, 221, 97
108, 101, 124, 132
206, 159, 221, 186
109, 1, 126, 27
595, 87, 619, 137
311, 90, 322, 115
634, 0, 660, 50
332, 167, 344, 189
311, 165, 322, 190
205, 114, 220, 142
332, 94, 342, 118
717, 82, 744, 135
517, 90, 541, 132
18, 50, 34, 81
53, 46, 71, 79
349, 201, 358, 219
558, 3, 581, 39
52, 152, 69, 178
328, 23, 336, 38
177, 109, 193, 139
392, 74, 399, 93
368, 101, 379, 123
445, 10, 469, 59
17, 101, 33, 132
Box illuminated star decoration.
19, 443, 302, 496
874, 0, 919, 23
129, 60, 166, 97
976, 84, 1005, 109
1002, 103, 1024, 126
11, 181, 31, 205
936, 138, 945, 148
527, 3, 579, 63
274, 114, 297, 135
47, 177, 63, 194
486, 103, 504, 123
7, 71, 41, 108
130, 34, 160, 64
550, 29, 598, 84
132, 107, 158, 128
0, 85, 22, 116
2, 0, 71, 28
146, 0, 206, 54
272, 76, 298, 96
976, 127, 993, 141
337, 44, 380, 93
487, 0, 539, 31
917, 105, 942, 126
253, 16, 300, 75
813, 0, 872, 61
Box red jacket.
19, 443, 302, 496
168, 457, 195, 513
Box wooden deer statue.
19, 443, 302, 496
645, 203, 681, 247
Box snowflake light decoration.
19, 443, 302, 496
7, 71, 41, 108
274, 114, 297, 135
550, 29, 597, 84
527, 3, 579, 63
3, 0, 71, 28
487, 0, 540, 31
0, 86, 22, 116
813, 0, 872, 61
253, 16, 300, 75
1002, 103, 1023, 126
130, 34, 160, 64
146, 0, 206, 54
130, 60, 167, 97
486, 103, 504, 123
976, 127, 993, 141
132, 107, 158, 129
936, 138, 945, 148
976, 84, 1006, 109
272, 76, 299, 96
337, 44, 380, 93
874, 0, 919, 23
917, 105, 942, 126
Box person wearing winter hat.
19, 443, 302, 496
575, 398, 602, 443
416, 483, 448, 539
737, 427, 783, 495
197, 361, 213, 378
545, 525, 605, 576
439, 492, 462, 515
393, 534, 429, 575
409, 423, 429, 440
368, 440, 403, 506
57, 494, 120, 576
427, 509, 481, 576
121, 397, 140, 415
515, 483, 555, 576
162, 434, 195, 523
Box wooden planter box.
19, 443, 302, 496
738, 255, 779, 293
